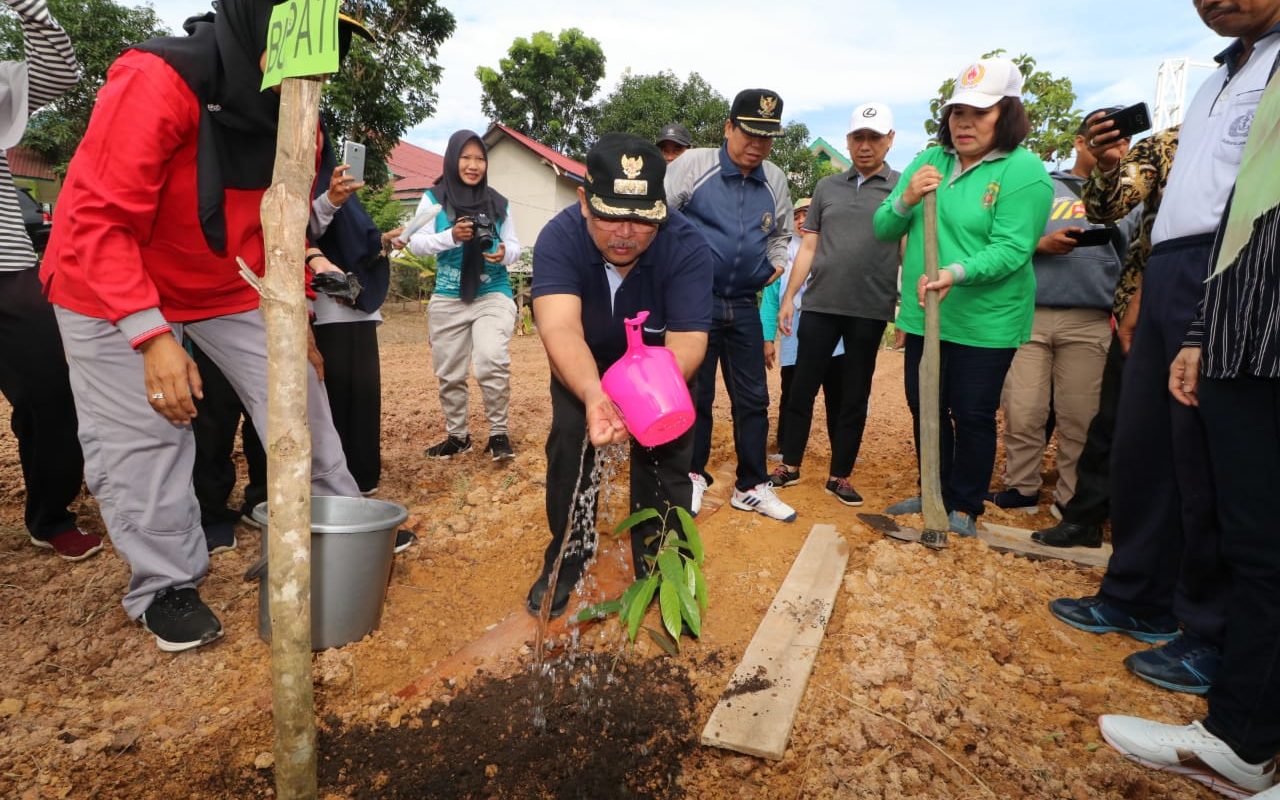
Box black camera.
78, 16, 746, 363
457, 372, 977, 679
461, 213, 497, 250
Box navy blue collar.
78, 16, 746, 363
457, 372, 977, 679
717, 142, 767, 182
1214, 20, 1280, 75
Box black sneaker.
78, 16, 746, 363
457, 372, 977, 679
204, 520, 237, 555
986, 488, 1039, 511
1123, 636, 1221, 695
825, 477, 863, 506
769, 464, 801, 488
1032, 521, 1102, 548
484, 433, 515, 461
393, 529, 417, 554
424, 434, 471, 459
140, 587, 223, 653
525, 569, 582, 620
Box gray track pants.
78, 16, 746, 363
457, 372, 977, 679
54, 307, 358, 619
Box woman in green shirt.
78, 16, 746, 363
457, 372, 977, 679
873, 57, 1053, 537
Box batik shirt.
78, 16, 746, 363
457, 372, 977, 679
1081, 126, 1180, 321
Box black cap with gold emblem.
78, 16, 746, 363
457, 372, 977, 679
729, 89, 784, 138
583, 133, 668, 223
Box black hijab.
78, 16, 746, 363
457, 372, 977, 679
132, 0, 281, 254
433, 130, 507, 303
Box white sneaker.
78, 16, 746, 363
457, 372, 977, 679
689, 473, 707, 517
730, 482, 797, 522
1098, 715, 1275, 799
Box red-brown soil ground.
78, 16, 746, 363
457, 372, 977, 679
0, 308, 1214, 798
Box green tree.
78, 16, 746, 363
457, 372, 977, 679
0, 0, 167, 167
321, 0, 455, 187
476, 28, 605, 157
593, 70, 729, 147
356, 183, 405, 230
767, 121, 838, 200
924, 49, 1081, 164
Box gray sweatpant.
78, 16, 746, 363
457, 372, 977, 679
427, 292, 516, 438
54, 307, 359, 619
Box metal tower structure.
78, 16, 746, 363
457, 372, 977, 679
1153, 57, 1216, 129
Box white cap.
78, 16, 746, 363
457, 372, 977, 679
848, 102, 894, 135
943, 58, 1024, 109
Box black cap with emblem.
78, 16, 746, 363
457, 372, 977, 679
729, 89, 785, 138
656, 122, 692, 147
583, 133, 668, 223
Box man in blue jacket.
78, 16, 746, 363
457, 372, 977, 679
665, 88, 796, 522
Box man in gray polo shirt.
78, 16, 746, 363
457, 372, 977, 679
771, 102, 901, 506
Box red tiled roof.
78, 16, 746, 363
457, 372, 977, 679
6, 146, 56, 180
387, 141, 443, 183
392, 174, 434, 204
486, 123, 585, 179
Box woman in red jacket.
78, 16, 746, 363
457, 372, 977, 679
41, 0, 359, 652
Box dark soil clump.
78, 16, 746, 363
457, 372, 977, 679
227, 653, 699, 798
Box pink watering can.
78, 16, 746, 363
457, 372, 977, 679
600, 310, 695, 447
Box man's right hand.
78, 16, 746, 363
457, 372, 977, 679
1037, 228, 1081, 255
1085, 113, 1126, 173
585, 386, 628, 446
141, 334, 202, 424
778, 297, 796, 337
1117, 289, 1141, 354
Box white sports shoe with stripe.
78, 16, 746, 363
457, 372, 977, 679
689, 473, 707, 517
730, 481, 797, 522
1098, 715, 1276, 799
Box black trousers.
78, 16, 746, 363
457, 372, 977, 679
0, 268, 83, 538
541, 377, 693, 583
781, 311, 884, 477
776, 357, 844, 454
1101, 236, 1229, 644
1060, 331, 1126, 526
1200, 377, 1280, 764
903, 334, 1016, 517
189, 341, 266, 520
313, 321, 381, 493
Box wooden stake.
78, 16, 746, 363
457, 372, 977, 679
260, 76, 321, 800
919, 193, 948, 548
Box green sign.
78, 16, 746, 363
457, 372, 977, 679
260, 0, 340, 91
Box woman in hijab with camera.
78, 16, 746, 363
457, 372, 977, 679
397, 129, 522, 462
873, 56, 1053, 537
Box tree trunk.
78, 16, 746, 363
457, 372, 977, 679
919, 193, 948, 541
260, 76, 322, 800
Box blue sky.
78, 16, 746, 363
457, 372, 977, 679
149, 0, 1228, 167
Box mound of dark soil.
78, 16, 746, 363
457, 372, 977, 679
229, 653, 699, 799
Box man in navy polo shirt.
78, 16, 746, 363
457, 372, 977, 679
666, 88, 797, 523
526, 133, 714, 619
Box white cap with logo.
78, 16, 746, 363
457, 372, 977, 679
848, 102, 894, 135
943, 57, 1024, 110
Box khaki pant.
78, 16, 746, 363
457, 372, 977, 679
1001, 307, 1111, 506
427, 292, 517, 438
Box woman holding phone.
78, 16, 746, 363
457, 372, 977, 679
397, 130, 522, 461
873, 56, 1053, 536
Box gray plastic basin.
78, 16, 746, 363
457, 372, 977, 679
251, 495, 409, 650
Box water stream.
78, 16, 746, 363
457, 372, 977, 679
532, 435, 628, 671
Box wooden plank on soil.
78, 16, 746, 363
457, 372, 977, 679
700, 524, 848, 760
978, 521, 1111, 569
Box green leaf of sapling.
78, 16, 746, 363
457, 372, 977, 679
659, 580, 681, 642
614, 508, 660, 534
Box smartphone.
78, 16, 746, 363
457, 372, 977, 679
341, 140, 366, 184
1066, 227, 1115, 248
1094, 102, 1152, 140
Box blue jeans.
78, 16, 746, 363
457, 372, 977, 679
903, 334, 1015, 517
691, 295, 770, 491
